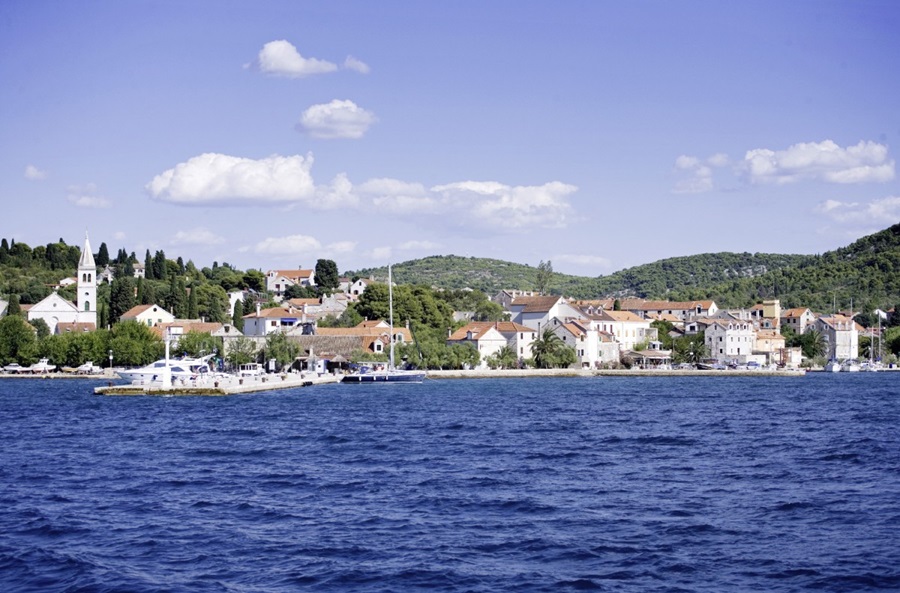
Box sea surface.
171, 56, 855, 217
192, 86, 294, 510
0, 374, 898, 593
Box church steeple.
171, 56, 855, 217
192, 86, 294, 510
79, 231, 96, 269
77, 232, 97, 325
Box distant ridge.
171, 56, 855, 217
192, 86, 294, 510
347, 222, 900, 310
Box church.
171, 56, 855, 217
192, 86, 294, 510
27, 233, 98, 334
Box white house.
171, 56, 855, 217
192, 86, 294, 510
586, 309, 656, 351
507, 295, 582, 332
447, 321, 537, 367
120, 304, 175, 327
704, 318, 756, 362
781, 307, 816, 335
266, 269, 315, 300
815, 314, 859, 361
551, 320, 602, 368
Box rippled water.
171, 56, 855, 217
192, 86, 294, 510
1, 374, 898, 592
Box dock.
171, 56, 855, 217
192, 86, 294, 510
94, 372, 342, 396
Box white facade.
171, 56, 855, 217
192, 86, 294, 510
815, 315, 859, 361
121, 304, 175, 327
589, 310, 655, 351
704, 319, 756, 362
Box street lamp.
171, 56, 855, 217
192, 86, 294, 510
108, 349, 113, 374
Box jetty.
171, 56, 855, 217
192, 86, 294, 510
94, 372, 341, 396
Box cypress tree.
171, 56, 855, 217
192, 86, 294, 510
187, 285, 199, 319
232, 299, 244, 331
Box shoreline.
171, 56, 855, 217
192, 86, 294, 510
426, 368, 808, 379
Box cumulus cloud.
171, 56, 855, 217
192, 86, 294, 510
25, 164, 47, 180
314, 173, 359, 209
431, 180, 577, 228
672, 153, 729, 194
296, 99, 376, 139
253, 234, 322, 255
146, 153, 318, 206
67, 183, 110, 208
358, 177, 437, 213
816, 196, 900, 224
170, 227, 225, 246
743, 140, 894, 185
257, 40, 337, 77
343, 55, 370, 74
251, 234, 357, 259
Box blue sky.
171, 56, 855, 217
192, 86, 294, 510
2, 1, 899, 277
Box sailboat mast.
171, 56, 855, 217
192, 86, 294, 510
388, 264, 395, 369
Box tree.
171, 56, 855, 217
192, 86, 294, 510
486, 345, 518, 369
109, 277, 135, 323
29, 318, 50, 340
315, 259, 340, 294
232, 299, 244, 331
242, 269, 266, 292
532, 328, 576, 368
176, 331, 218, 358
474, 300, 509, 322
225, 336, 259, 367
7, 294, 21, 316
109, 321, 163, 367
0, 315, 38, 364
187, 284, 199, 319
799, 329, 826, 359
264, 332, 298, 371
536, 260, 553, 295
96, 242, 110, 267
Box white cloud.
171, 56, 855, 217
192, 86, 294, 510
147, 153, 317, 205
672, 153, 729, 194
816, 195, 900, 224
257, 40, 337, 77
114, 231, 127, 241
314, 173, 359, 209
744, 140, 894, 185
249, 235, 356, 259
170, 227, 225, 246
358, 177, 438, 213
296, 99, 376, 139
430, 180, 577, 228
67, 183, 110, 208
25, 164, 47, 180
253, 234, 322, 256
343, 55, 370, 74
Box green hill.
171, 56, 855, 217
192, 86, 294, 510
347, 252, 811, 300
349, 222, 900, 314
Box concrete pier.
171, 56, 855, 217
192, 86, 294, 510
94, 372, 342, 396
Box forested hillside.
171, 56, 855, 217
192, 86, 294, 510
348, 252, 811, 300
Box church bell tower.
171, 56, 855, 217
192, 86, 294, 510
77, 232, 97, 326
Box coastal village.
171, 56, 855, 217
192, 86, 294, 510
0, 233, 881, 378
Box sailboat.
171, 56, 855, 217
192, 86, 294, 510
342, 264, 425, 383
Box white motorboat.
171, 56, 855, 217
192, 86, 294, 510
117, 355, 212, 384
28, 358, 57, 373
3, 363, 26, 374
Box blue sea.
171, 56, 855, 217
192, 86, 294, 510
1, 374, 898, 592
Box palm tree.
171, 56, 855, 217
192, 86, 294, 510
532, 328, 575, 369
